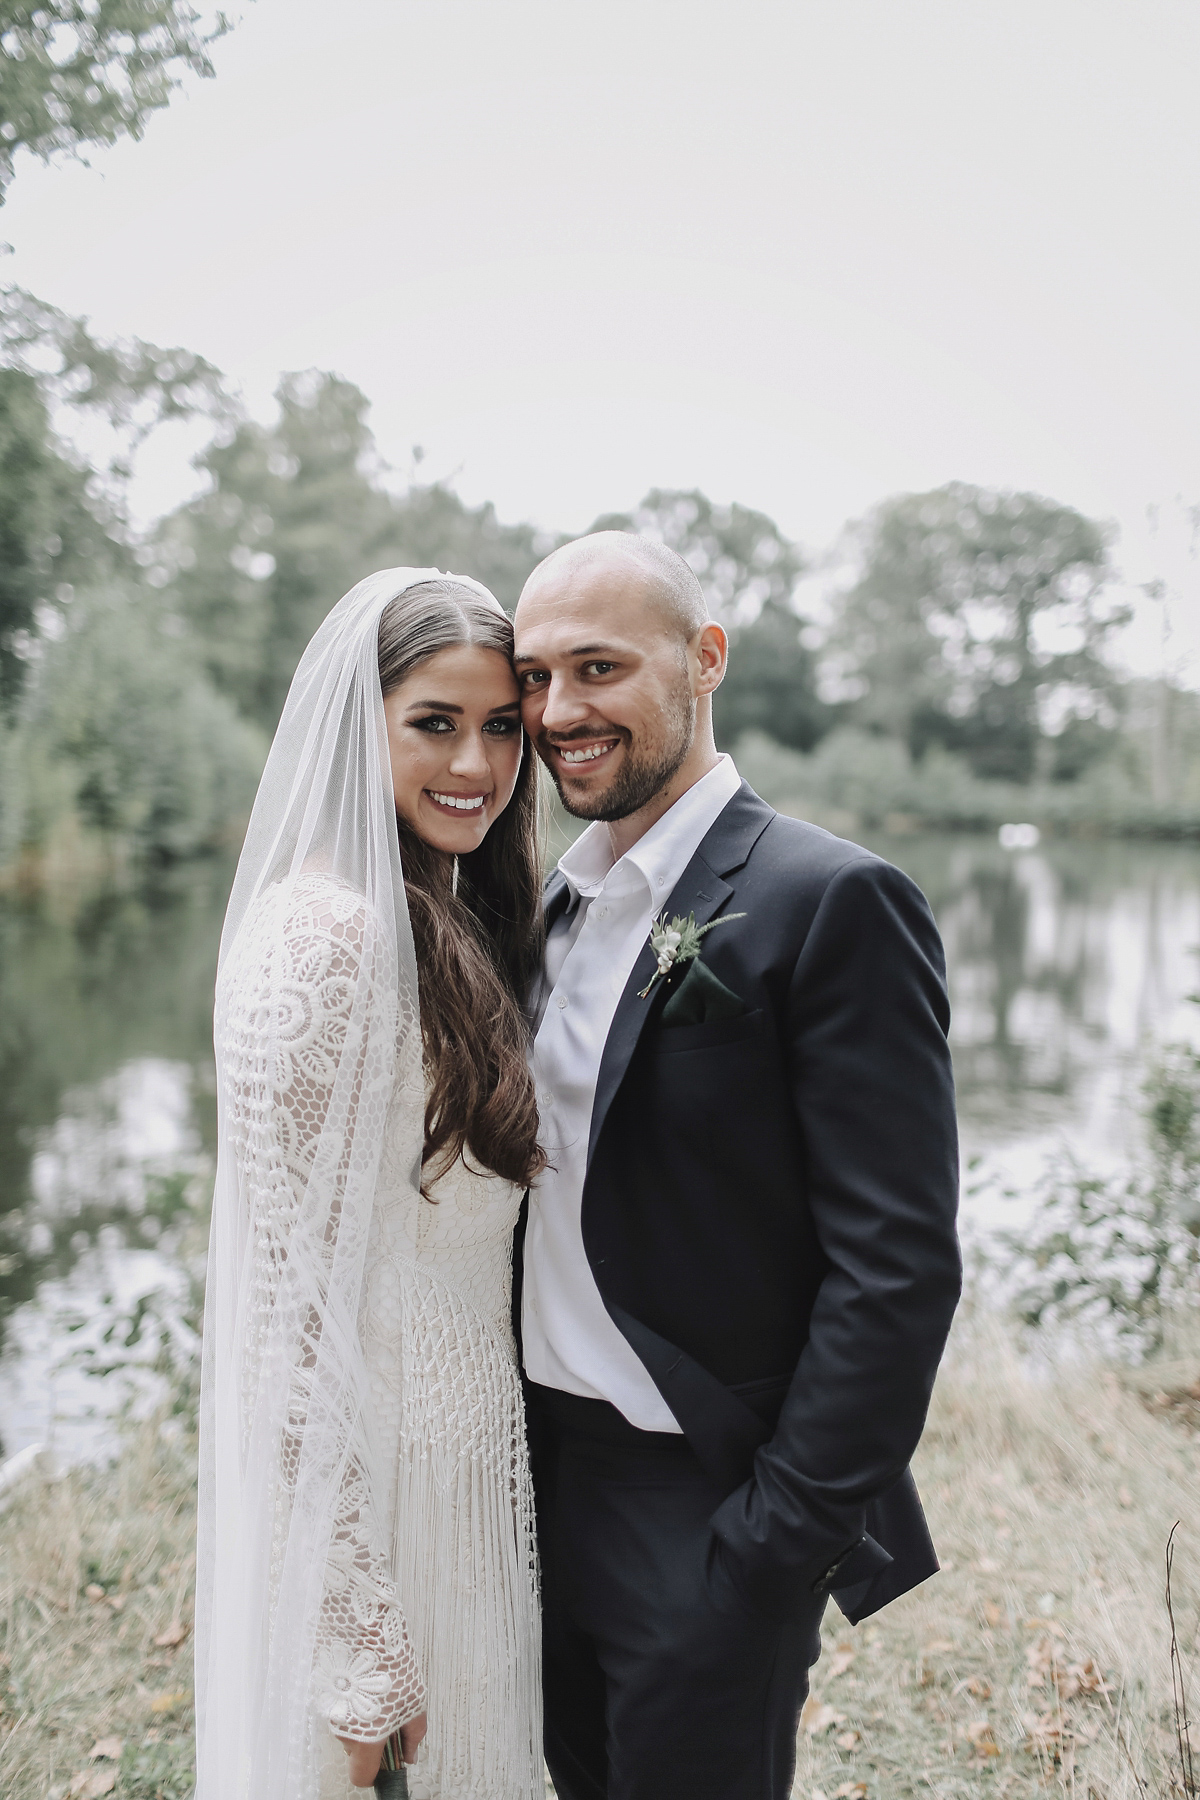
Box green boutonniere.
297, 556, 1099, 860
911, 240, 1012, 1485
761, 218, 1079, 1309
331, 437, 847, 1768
637, 909, 746, 1000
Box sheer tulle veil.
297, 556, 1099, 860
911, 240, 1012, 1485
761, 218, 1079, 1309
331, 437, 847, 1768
195, 568, 510, 1800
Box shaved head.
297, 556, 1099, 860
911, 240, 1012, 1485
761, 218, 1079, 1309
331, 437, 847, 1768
524, 531, 708, 644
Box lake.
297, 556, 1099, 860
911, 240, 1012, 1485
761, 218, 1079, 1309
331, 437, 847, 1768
1, 830, 1198, 1463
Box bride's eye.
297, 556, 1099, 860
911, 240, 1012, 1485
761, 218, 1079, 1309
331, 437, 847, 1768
412, 714, 454, 734
483, 717, 520, 737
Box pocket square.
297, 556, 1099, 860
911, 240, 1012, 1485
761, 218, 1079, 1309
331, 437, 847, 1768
660, 958, 748, 1027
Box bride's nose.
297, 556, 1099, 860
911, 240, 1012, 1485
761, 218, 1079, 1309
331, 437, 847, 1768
447, 731, 491, 781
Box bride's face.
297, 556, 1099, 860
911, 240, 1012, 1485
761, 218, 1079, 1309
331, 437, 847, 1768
383, 643, 524, 854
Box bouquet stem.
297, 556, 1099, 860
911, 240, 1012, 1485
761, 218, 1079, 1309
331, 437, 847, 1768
373, 1731, 409, 1797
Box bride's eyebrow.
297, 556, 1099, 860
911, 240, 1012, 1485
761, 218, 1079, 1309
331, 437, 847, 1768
405, 699, 521, 715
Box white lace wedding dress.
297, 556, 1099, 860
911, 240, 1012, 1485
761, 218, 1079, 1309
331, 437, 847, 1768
219, 872, 543, 1800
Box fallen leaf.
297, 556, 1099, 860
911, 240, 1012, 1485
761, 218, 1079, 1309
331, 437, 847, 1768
84, 1584, 105, 1602
835, 1730, 861, 1750
104, 1595, 124, 1613
923, 1639, 954, 1654
1118, 1487, 1134, 1508
89, 1736, 124, 1760
828, 1649, 856, 1678
154, 1619, 188, 1648
967, 1677, 992, 1699
801, 1697, 845, 1737
833, 1784, 867, 1799
148, 1687, 189, 1715
1058, 1658, 1113, 1700
1024, 1709, 1073, 1762
67, 1773, 116, 1799
967, 1718, 1001, 1757
975, 1557, 1000, 1573
983, 1602, 1004, 1627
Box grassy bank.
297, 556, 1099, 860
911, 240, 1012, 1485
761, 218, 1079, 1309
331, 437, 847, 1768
0, 1426, 198, 1800
1, 1318, 1197, 1799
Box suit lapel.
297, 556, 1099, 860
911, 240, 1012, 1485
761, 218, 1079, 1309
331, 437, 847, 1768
584, 781, 775, 1168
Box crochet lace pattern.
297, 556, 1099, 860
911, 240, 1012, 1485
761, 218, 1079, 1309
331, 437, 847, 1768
220, 873, 542, 1799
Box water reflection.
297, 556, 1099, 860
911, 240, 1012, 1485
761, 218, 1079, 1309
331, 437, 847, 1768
0, 835, 1197, 1460
0, 861, 230, 1456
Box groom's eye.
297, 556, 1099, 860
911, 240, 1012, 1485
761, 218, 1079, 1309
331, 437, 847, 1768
520, 670, 549, 689
582, 661, 616, 677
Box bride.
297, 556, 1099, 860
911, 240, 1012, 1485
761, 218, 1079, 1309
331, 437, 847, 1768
195, 570, 546, 1800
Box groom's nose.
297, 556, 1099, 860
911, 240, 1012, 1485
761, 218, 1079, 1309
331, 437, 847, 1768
538, 672, 594, 734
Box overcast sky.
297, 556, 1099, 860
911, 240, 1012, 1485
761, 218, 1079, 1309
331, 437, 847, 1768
4, 0, 1198, 676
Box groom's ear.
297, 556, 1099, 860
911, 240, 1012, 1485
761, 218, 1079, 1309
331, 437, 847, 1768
692, 622, 728, 697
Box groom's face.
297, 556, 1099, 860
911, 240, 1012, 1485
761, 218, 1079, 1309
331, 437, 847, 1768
513, 560, 697, 821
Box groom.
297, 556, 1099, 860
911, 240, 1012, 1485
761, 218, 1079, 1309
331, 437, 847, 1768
512, 532, 960, 1800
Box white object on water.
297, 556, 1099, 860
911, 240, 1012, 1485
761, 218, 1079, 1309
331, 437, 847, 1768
998, 822, 1040, 850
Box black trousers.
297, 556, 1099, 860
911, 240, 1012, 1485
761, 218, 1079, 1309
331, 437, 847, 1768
526, 1382, 826, 1800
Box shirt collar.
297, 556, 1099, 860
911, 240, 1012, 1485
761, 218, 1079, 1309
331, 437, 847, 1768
556, 754, 742, 905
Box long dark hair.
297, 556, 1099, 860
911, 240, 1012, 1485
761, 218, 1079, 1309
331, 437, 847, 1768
378, 578, 545, 1190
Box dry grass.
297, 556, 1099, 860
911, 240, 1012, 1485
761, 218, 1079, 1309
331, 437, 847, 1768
1, 1315, 1198, 1800
795, 1316, 1200, 1800
0, 1423, 197, 1800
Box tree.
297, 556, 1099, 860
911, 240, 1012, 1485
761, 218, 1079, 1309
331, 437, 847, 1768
0, 285, 229, 708
159, 371, 551, 727
383, 479, 553, 615
0, 283, 230, 467
0, 365, 123, 708
15, 580, 265, 859
0, 0, 230, 200
590, 488, 829, 752
829, 483, 1127, 784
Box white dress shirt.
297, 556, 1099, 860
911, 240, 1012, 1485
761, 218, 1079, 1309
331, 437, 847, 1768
522, 754, 743, 1430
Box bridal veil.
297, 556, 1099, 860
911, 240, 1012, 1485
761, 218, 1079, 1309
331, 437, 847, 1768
195, 568, 505, 1800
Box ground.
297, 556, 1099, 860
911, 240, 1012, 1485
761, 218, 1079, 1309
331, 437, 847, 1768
1, 1316, 1197, 1799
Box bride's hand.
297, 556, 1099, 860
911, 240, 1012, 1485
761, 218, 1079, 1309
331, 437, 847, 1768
338, 1737, 386, 1787
338, 1713, 428, 1785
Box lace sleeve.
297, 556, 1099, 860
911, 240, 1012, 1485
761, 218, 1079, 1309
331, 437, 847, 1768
222, 875, 425, 1743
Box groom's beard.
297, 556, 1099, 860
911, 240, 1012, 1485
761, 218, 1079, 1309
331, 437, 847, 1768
544, 685, 696, 823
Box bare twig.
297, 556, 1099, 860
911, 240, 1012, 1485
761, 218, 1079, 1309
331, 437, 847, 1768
1167, 1523, 1197, 1798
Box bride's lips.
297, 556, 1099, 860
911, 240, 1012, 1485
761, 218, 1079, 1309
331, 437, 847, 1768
425, 790, 489, 818
550, 737, 620, 773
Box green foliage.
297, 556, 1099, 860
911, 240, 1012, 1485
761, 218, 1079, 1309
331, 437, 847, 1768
1, 281, 231, 463
830, 483, 1128, 784
591, 486, 830, 752
158, 368, 548, 728
0, 0, 230, 200
990, 1037, 1200, 1354
733, 724, 1200, 838
593, 486, 808, 618
13, 581, 265, 859
384, 476, 554, 614
0, 364, 120, 707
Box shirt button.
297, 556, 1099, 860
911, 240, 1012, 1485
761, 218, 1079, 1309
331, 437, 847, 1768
556, 995, 568, 1008
656, 877, 665, 887
540, 1092, 553, 1107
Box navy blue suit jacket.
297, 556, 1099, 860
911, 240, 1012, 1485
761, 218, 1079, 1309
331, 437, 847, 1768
525, 781, 961, 1622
